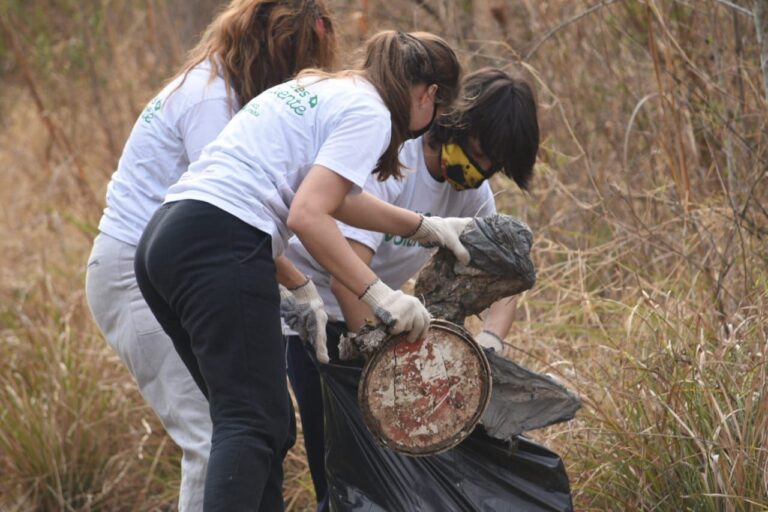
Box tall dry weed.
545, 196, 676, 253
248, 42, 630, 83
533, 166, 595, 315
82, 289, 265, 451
486, 1, 768, 509
0, 0, 766, 511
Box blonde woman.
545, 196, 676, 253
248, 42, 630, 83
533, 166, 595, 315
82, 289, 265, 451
85, 2, 336, 510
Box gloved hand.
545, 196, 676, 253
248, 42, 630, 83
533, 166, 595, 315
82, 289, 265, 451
360, 279, 430, 342
475, 330, 504, 352
280, 279, 329, 363
409, 215, 473, 265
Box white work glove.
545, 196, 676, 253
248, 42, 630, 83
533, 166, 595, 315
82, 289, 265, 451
409, 215, 473, 265
360, 279, 430, 342
280, 279, 329, 364
475, 330, 504, 352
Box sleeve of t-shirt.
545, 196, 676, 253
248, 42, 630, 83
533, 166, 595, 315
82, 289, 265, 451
337, 174, 404, 253
313, 104, 392, 192
461, 181, 497, 217
178, 97, 234, 163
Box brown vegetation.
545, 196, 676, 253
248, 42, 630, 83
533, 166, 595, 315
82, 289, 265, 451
0, 1, 766, 510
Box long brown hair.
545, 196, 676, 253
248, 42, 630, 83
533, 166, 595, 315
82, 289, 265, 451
299, 30, 461, 180
364, 31, 461, 180
177, 0, 337, 110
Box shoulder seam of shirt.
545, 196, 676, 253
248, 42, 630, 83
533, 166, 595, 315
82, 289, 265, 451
176, 94, 233, 119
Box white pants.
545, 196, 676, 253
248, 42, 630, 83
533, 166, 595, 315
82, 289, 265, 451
85, 233, 211, 511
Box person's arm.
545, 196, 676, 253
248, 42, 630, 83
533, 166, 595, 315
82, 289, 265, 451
334, 188, 472, 264
475, 296, 518, 351
329, 239, 375, 332
461, 182, 515, 350
275, 255, 309, 288
288, 166, 420, 297
288, 165, 429, 341
275, 254, 330, 362
333, 190, 420, 236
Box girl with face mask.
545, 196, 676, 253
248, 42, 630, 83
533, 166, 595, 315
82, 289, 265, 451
282, 67, 540, 510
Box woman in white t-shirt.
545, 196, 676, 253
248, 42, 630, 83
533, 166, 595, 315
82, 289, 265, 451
84, 2, 337, 510
282, 67, 540, 510
133, 31, 466, 511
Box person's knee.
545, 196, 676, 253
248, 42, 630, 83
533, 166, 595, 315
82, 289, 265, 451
211, 404, 291, 453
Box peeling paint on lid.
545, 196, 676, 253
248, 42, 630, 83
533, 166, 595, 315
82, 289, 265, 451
359, 320, 492, 456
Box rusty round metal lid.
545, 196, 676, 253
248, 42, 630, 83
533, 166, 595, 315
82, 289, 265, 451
358, 320, 492, 456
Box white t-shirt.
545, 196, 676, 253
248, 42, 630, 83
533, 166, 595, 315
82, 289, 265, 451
165, 76, 392, 258
284, 137, 496, 323
99, 60, 235, 246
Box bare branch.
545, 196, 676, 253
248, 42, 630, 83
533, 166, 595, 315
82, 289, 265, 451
524, 0, 623, 61
710, 0, 754, 17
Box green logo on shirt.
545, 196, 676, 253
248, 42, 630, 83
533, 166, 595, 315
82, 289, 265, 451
243, 101, 261, 117
142, 97, 162, 123
270, 83, 318, 116
383, 234, 420, 247
383, 212, 431, 247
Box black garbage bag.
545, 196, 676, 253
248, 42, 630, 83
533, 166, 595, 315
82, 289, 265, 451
461, 214, 536, 281
414, 215, 537, 324
319, 361, 574, 512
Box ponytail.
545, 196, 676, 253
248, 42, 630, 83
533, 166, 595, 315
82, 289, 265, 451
362, 31, 460, 180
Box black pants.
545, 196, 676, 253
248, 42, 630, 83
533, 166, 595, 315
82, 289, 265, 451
135, 200, 293, 512
286, 322, 353, 512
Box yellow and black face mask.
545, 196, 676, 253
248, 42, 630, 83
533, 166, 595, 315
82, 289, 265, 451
440, 143, 499, 191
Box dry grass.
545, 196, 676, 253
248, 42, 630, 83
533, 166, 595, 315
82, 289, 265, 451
0, 0, 766, 510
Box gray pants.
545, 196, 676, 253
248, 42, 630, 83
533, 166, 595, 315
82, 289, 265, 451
85, 232, 211, 511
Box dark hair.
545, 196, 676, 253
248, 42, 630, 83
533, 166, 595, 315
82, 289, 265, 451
176, 0, 337, 111
428, 67, 539, 190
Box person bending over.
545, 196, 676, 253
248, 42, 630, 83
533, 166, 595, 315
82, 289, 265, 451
85, 2, 337, 510
282, 67, 539, 510
134, 31, 465, 511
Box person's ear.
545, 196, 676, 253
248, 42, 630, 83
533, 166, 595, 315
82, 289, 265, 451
425, 84, 438, 104
418, 84, 438, 108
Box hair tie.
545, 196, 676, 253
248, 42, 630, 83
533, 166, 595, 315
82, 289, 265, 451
315, 17, 325, 37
